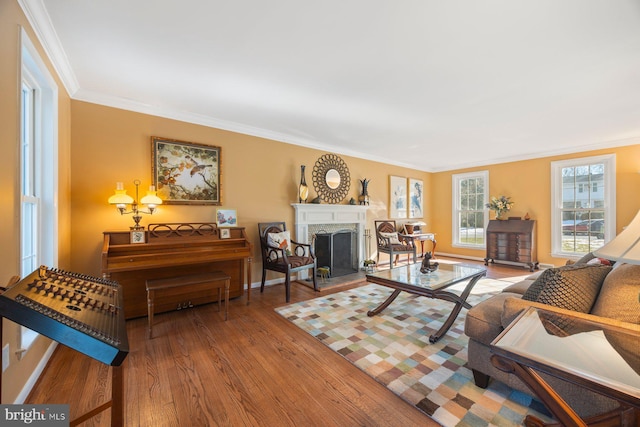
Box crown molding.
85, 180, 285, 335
16, 0, 639, 173
427, 136, 640, 173
73, 87, 423, 170
18, 0, 79, 96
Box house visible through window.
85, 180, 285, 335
452, 171, 488, 248
551, 154, 615, 257
19, 28, 58, 352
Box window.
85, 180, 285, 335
551, 154, 615, 257
19, 28, 58, 351
452, 171, 488, 248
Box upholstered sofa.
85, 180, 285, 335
464, 253, 640, 418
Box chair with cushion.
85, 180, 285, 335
258, 222, 318, 302
375, 220, 417, 268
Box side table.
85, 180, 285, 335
405, 233, 437, 258
491, 307, 640, 427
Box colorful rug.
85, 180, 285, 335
275, 280, 553, 427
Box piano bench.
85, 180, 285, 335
145, 271, 230, 338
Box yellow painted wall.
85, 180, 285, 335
1, 0, 72, 403
70, 101, 431, 280
431, 145, 640, 266
3, 0, 639, 407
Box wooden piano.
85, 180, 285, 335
102, 223, 252, 319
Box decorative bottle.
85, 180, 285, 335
299, 165, 309, 203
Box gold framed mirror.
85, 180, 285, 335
312, 154, 350, 204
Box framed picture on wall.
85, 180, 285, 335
216, 209, 237, 227
389, 176, 407, 218
152, 136, 221, 205
409, 178, 424, 218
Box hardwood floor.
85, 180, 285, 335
25, 257, 533, 426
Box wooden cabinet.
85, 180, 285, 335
484, 219, 538, 272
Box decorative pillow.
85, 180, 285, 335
573, 252, 597, 265
267, 231, 291, 254
591, 264, 640, 324
380, 232, 401, 244
586, 257, 613, 266
522, 264, 612, 313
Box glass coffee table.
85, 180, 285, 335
491, 307, 640, 426
365, 262, 486, 343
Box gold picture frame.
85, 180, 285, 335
152, 136, 221, 205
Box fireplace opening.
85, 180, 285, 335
314, 230, 357, 277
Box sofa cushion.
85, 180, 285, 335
591, 263, 640, 324
502, 279, 534, 295
464, 292, 522, 345
522, 264, 611, 313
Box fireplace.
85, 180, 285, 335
292, 203, 368, 280
314, 230, 358, 277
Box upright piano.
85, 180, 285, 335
102, 223, 252, 319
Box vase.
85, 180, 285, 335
298, 165, 308, 203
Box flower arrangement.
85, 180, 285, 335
486, 195, 514, 219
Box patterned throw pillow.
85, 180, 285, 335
267, 231, 291, 255
379, 232, 401, 244
522, 264, 612, 313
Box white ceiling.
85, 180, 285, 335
22, 0, 640, 171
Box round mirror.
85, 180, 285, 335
326, 169, 341, 189
312, 154, 351, 204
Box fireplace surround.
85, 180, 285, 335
292, 203, 368, 280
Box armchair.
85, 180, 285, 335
258, 222, 318, 302
374, 220, 417, 268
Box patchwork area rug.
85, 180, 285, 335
276, 280, 553, 427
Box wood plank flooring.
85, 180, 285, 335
25, 257, 533, 426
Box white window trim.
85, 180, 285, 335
19, 27, 59, 352
550, 154, 616, 258
452, 170, 489, 249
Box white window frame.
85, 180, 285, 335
19, 28, 59, 352
452, 170, 489, 249
550, 154, 615, 258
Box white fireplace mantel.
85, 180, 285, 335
292, 203, 368, 275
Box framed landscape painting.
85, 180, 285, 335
152, 136, 221, 205
389, 176, 407, 218
409, 178, 424, 218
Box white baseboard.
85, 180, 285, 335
14, 340, 58, 404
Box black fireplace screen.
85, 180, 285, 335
314, 230, 357, 277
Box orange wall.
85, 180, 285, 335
1, 0, 72, 403
70, 101, 431, 279
431, 145, 640, 266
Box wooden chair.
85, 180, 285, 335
258, 222, 318, 302
375, 220, 417, 268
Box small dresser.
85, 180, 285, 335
484, 219, 538, 272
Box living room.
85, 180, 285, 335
2, 0, 640, 424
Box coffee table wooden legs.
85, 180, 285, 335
367, 289, 401, 317
367, 273, 484, 343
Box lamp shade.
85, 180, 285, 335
108, 182, 134, 205
593, 210, 640, 265
140, 186, 163, 206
